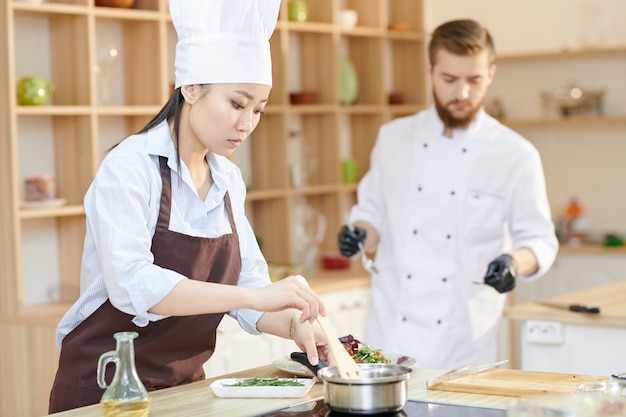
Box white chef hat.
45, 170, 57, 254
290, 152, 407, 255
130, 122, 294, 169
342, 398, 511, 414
169, 0, 280, 89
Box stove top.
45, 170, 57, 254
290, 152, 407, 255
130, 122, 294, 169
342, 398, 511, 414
257, 398, 507, 416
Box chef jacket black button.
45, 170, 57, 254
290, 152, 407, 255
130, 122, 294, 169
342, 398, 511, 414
423, 143, 428, 148
402, 316, 408, 322
407, 274, 412, 279
417, 186, 422, 191
442, 277, 447, 283
462, 148, 467, 153
450, 190, 455, 196
446, 234, 451, 239
437, 319, 442, 325
413, 229, 418, 235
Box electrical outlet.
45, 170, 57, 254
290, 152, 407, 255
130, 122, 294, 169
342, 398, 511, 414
525, 320, 563, 345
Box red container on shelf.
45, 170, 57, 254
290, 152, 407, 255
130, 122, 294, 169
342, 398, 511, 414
321, 253, 351, 270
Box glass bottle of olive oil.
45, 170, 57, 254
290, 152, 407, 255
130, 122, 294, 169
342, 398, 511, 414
97, 332, 151, 417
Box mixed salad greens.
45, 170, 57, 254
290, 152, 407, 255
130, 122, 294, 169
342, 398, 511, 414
339, 334, 391, 364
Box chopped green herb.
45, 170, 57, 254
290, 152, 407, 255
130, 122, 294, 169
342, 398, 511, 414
225, 377, 304, 387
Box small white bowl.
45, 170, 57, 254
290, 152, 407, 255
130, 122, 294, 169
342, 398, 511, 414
339, 9, 358, 29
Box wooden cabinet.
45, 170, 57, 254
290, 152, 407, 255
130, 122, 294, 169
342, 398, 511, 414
0, 0, 427, 415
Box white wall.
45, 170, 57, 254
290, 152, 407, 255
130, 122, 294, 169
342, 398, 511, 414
431, 0, 626, 53
430, 0, 626, 236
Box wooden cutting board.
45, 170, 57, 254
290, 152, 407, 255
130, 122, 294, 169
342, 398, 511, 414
427, 368, 606, 397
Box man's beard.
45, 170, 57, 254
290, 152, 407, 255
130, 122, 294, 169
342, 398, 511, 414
434, 92, 485, 130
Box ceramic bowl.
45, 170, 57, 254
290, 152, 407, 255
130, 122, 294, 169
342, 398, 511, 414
96, 0, 136, 8
388, 91, 405, 105
289, 91, 318, 105
339, 10, 358, 29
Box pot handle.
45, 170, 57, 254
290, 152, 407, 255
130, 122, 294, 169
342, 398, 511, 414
290, 352, 328, 376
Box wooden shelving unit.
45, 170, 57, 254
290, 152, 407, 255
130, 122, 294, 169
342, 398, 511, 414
0, 0, 428, 414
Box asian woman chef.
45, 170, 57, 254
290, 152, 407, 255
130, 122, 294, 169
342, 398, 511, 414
49, 0, 329, 412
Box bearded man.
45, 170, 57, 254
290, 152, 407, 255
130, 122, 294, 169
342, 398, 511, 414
337, 19, 558, 369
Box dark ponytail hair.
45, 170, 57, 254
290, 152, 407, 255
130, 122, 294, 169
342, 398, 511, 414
136, 87, 185, 170
109, 85, 210, 172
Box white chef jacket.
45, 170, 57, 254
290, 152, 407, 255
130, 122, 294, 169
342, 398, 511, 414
350, 106, 558, 369
56, 120, 270, 349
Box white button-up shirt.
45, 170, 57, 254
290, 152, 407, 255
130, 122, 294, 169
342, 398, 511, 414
56, 120, 270, 348
351, 106, 558, 369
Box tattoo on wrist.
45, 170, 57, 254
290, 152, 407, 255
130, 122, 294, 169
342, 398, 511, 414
289, 313, 298, 339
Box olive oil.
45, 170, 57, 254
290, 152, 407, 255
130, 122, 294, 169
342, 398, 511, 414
101, 398, 151, 417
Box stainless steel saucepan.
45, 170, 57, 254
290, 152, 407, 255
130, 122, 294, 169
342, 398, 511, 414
291, 353, 413, 414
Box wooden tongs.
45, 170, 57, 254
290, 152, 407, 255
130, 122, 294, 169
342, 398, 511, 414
316, 316, 363, 379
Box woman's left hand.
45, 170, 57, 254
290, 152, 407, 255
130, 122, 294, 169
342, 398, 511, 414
291, 316, 331, 380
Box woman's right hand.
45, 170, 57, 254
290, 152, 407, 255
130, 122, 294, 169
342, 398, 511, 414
249, 275, 325, 323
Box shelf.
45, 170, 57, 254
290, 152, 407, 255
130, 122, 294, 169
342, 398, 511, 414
497, 46, 626, 62
284, 21, 334, 34
503, 115, 626, 129
20, 204, 85, 219
16, 106, 92, 116
95, 105, 163, 115
385, 30, 425, 41
339, 26, 385, 38
14, 302, 74, 324
94, 7, 161, 21
11, 2, 88, 16
286, 104, 345, 114
388, 104, 427, 116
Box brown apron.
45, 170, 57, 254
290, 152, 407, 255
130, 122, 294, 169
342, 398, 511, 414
49, 156, 242, 413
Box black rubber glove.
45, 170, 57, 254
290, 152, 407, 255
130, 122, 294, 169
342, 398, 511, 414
484, 254, 517, 293
337, 225, 367, 257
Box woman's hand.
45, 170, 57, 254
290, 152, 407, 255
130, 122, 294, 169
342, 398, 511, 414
291, 317, 332, 380
249, 275, 326, 323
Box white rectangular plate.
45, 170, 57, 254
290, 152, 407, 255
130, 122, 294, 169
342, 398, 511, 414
209, 378, 315, 398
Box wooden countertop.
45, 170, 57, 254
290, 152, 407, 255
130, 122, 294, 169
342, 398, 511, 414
45, 365, 513, 417
505, 279, 626, 326
305, 263, 370, 293
557, 243, 626, 256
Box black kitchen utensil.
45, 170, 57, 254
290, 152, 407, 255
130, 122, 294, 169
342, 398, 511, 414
536, 300, 600, 314
290, 352, 328, 376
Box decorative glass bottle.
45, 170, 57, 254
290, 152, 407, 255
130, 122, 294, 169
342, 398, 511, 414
97, 332, 151, 417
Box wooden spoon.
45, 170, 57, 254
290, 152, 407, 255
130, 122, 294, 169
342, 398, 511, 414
316, 316, 363, 379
